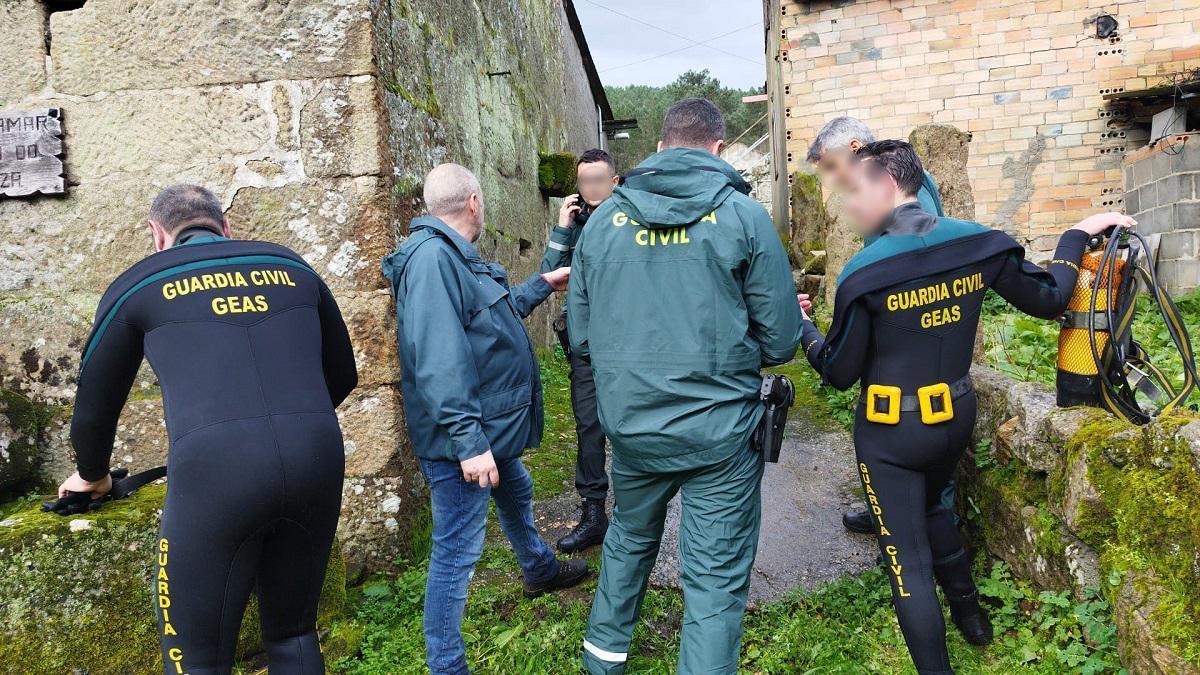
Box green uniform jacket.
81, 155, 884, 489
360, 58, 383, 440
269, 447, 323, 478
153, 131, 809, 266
540, 223, 581, 273
567, 148, 802, 473
382, 216, 552, 462
917, 170, 945, 217
540, 217, 584, 326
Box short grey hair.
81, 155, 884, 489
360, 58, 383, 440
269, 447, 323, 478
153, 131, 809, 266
662, 98, 726, 149
423, 163, 481, 217
149, 185, 225, 232
806, 116, 876, 163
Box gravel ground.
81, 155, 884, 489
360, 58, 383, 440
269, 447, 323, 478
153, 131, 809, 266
525, 405, 876, 604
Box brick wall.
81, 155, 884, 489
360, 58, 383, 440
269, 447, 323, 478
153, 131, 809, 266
775, 0, 1200, 255
1124, 136, 1200, 292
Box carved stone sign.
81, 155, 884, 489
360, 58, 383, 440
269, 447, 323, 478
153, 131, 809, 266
0, 108, 65, 197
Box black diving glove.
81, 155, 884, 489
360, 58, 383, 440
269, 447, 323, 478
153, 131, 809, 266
41, 467, 129, 516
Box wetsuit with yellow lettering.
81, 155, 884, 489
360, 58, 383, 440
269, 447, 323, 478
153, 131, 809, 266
70, 229, 357, 675
800, 203, 1087, 675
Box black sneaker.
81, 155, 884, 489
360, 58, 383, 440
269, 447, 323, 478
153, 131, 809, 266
556, 499, 609, 553
523, 558, 590, 599
842, 508, 875, 535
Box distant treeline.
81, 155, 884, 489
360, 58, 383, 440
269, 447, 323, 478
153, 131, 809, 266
605, 69, 767, 172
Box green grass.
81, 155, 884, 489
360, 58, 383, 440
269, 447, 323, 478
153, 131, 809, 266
979, 289, 1200, 409
521, 348, 578, 499
329, 350, 1125, 674
330, 552, 1122, 674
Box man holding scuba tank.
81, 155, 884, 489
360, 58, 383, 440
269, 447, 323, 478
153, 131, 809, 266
798, 140, 1130, 675
541, 149, 621, 553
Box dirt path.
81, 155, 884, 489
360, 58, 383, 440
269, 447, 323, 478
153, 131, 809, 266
531, 406, 876, 604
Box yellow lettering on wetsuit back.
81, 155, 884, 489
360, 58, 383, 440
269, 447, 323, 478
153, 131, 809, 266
885, 272, 984, 313
211, 295, 269, 315
162, 268, 296, 301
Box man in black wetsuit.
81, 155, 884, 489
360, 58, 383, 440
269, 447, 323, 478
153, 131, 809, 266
798, 141, 1130, 675
57, 185, 357, 675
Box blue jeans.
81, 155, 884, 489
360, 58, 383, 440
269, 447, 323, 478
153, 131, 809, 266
420, 456, 560, 674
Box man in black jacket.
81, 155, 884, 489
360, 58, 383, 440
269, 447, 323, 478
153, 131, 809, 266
541, 149, 620, 553
57, 185, 357, 675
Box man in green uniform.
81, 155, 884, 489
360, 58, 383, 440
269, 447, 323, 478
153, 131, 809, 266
568, 98, 801, 674
541, 149, 621, 553
806, 116, 954, 535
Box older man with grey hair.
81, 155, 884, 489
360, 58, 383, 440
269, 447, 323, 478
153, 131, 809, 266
807, 117, 952, 537
381, 163, 588, 674
808, 116, 944, 216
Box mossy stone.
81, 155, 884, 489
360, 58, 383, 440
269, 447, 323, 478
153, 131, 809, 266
538, 151, 577, 198
1060, 410, 1200, 666
0, 485, 346, 672
0, 388, 57, 492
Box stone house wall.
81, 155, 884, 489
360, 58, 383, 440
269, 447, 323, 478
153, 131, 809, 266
0, 0, 605, 572
770, 0, 1200, 256
1123, 134, 1200, 293
965, 365, 1200, 673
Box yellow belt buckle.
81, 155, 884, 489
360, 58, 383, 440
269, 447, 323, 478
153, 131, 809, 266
865, 384, 902, 425
918, 382, 955, 424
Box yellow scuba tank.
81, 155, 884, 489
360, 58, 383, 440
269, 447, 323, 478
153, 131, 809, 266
1057, 250, 1125, 379
1055, 226, 1198, 424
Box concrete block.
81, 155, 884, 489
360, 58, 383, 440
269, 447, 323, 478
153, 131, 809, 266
1131, 156, 1153, 189
1181, 143, 1200, 172
1124, 187, 1140, 214
1174, 202, 1200, 234
1156, 173, 1186, 206
1157, 259, 1200, 294
1158, 231, 1196, 260
1140, 182, 1158, 212
1137, 205, 1172, 235
1151, 150, 1178, 181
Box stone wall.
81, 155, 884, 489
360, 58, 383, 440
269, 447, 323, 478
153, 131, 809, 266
0, 0, 604, 572
773, 0, 1200, 256
965, 365, 1200, 673
1123, 134, 1200, 293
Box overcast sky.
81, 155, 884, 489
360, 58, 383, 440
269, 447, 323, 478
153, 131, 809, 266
573, 0, 767, 90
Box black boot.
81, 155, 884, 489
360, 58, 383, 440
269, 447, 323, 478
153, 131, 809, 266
556, 499, 608, 553
842, 508, 875, 535
523, 558, 590, 599
933, 550, 993, 646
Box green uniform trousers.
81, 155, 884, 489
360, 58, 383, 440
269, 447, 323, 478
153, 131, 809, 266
582, 443, 763, 674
